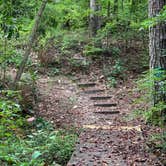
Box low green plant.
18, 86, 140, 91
7, 49, 32, 68
60, 31, 85, 56
0, 90, 24, 139
48, 67, 60, 76
83, 45, 103, 57
0, 116, 77, 166
123, 109, 143, 121
69, 58, 90, 71
107, 76, 117, 87
103, 59, 126, 87
143, 102, 166, 126
109, 46, 121, 57
136, 69, 166, 126
111, 60, 125, 77
0, 90, 77, 166
149, 131, 166, 154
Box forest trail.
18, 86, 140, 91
37, 75, 160, 166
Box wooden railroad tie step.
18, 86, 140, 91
84, 89, 105, 94
90, 96, 112, 100
94, 110, 120, 114
94, 103, 117, 107
78, 82, 96, 87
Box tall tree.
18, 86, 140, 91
107, 0, 111, 18
89, 0, 101, 37
114, 0, 118, 21
13, 0, 48, 88
149, 0, 166, 104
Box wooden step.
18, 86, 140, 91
84, 89, 105, 94
94, 103, 117, 107
78, 82, 96, 87
90, 96, 112, 100
94, 110, 120, 114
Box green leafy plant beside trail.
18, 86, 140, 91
0, 91, 77, 166
0, 124, 77, 166
0, 90, 24, 139
135, 69, 166, 126
134, 69, 166, 154
103, 59, 126, 87
149, 131, 166, 153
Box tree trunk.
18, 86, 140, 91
90, 0, 101, 37
149, 0, 166, 104
114, 0, 118, 21
107, 1, 111, 18
13, 0, 48, 89
121, 0, 124, 11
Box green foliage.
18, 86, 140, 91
59, 30, 87, 55
136, 69, 166, 126
0, 96, 77, 166
48, 67, 60, 76
83, 45, 103, 57
54, 0, 88, 30
0, 122, 77, 165
69, 58, 90, 72
0, 90, 24, 139
0, 89, 77, 166
141, 5, 166, 29
144, 102, 166, 126
150, 132, 166, 152
103, 59, 126, 87
110, 46, 121, 57
123, 109, 143, 121
0, 0, 38, 39
0, 45, 31, 68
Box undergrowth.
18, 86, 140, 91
135, 69, 166, 126
0, 91, 77, 166
134, 69, 166, 152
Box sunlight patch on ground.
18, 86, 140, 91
83, 124, 142, 132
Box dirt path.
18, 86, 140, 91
37, 75, 161, 166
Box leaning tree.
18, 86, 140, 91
13, 0, 48, 88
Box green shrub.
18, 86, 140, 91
0, 91, 77, 166
149, 132, 166, 153
83, 45, 103, 57
103, 59, 126, 87
136, 69, 166, 126
0, 90, 24, 139
48, 67, 60, 76
0, 119, 77, 166
69, 58, 90, 71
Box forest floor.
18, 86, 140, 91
36, 71, 165, 166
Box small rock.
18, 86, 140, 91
27, 117, 36, 123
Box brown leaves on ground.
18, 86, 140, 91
36, 74, 165, 166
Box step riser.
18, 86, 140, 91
94, 111, 120, 114
90, 96, 112, 100
84, 90, 105, 94
94, 104, 117, 107
78, 83, 96, 87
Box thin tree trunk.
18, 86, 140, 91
13, 0, 48, 89
149, 0, 166, 104
90, 0, 101, 37
3, 38, 7, 83
121, 0, 124, 11
107, 1, 111, 18
114, 0, 118, 22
